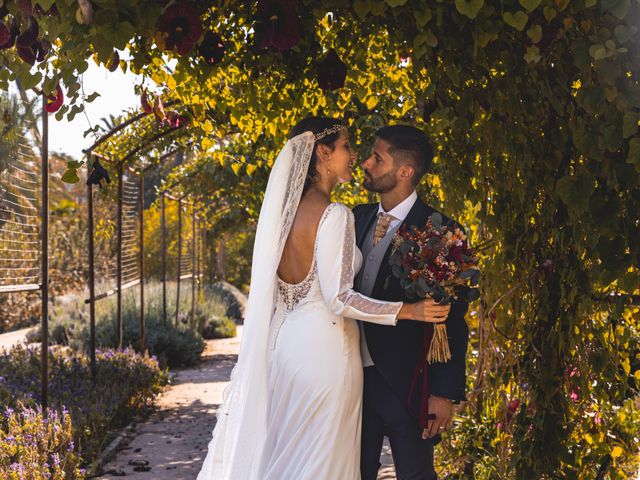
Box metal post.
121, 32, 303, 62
87, 153, 97, 382
175, 197, 182, 327
191, 205, 196, 330
161, 192, 167, 324
197, 217, 202, 296
116, 163, 123, 348
139, 174, 145, 353
40, 95, 49, 412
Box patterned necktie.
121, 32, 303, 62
372, 212, 394, 246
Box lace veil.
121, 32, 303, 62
196, 131, 315, 479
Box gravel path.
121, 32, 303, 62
0, 326, 34, 352
95, 325, 397, 479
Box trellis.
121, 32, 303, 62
0, 95, 49, 409
83, 153, 153, 388
0, 97, 208, 411
161, 192, 202, 329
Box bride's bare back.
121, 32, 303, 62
277, 192, 330, 284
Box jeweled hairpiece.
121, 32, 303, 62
314, 124, 344, 141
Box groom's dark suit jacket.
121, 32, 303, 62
353, 197, 469, 408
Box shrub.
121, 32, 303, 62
200, 314, 237, 340
28, 281, 237, 369
0, 404, 85, 480
0, 344, 168, 466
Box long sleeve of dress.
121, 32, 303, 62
316, 204, 402, 325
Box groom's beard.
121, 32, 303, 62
362, 169, 398, 194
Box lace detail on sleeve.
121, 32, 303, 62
335, 209, 401, 316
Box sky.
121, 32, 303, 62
45, 62, 143, 161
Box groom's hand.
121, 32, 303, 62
422, 396, 454, 439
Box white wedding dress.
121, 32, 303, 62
196, 132, 402, 480
258, 203, 401, 479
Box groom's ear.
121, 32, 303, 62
398, 164, 415, 181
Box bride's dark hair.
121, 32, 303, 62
288, 116, 344, 193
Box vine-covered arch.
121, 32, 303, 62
0, 0, 638, 477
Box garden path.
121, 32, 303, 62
0, 326, 34, 351
95, 325, 397, 479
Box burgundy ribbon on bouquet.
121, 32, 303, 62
407, 325, 435, 430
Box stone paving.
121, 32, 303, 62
94, 325, 396, 479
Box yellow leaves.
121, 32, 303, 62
246, 164, 257, 176
365, 95, 379, 110
611, 445, 623, 459
201, 137, 214, 151
622, 357, 631, 375
585, 433, 593, 445
430, 174, 446, 202
337, 91, 352, 110
201, 120, 214, 134
400, 97, 416, 116
230, 163, 241, 175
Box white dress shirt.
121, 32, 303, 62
377, 190, 418, 232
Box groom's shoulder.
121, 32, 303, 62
352, 202, 377, 216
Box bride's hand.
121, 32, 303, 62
397, 299, 451, 323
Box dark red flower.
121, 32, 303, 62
0, 22, 11, 49
45, 84, 64, 113
140, 89, 153, 114
199, 30, 225, 65
156, 4, 203, 56
256, 0, 300, 51
16, 16, 38, 48
153, 96, 165, 124
317, 49, 347, 90
34, 4, 59, 16
166, 110, 184, 128
506, 398, 520, 422
17, 0, 33, 15
16, 44, 36, 65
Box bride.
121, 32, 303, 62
197, 117, 450, 480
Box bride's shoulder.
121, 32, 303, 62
320, 202, 354, 224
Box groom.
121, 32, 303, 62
353, 125, 469, 480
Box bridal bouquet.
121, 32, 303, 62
389, 213, 479, 363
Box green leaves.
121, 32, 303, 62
600, 0, 631, 20
503, 11, 529, 31
627, 137, 640, 164
519, 0, 541, 12
555, 174, 596, 218
526, 25, 543, 44
384, 0, 409, 6
622, 112, 638, 139
353, 0, 370, 19
455, 0, 484, 20
524, 45, 541, 64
